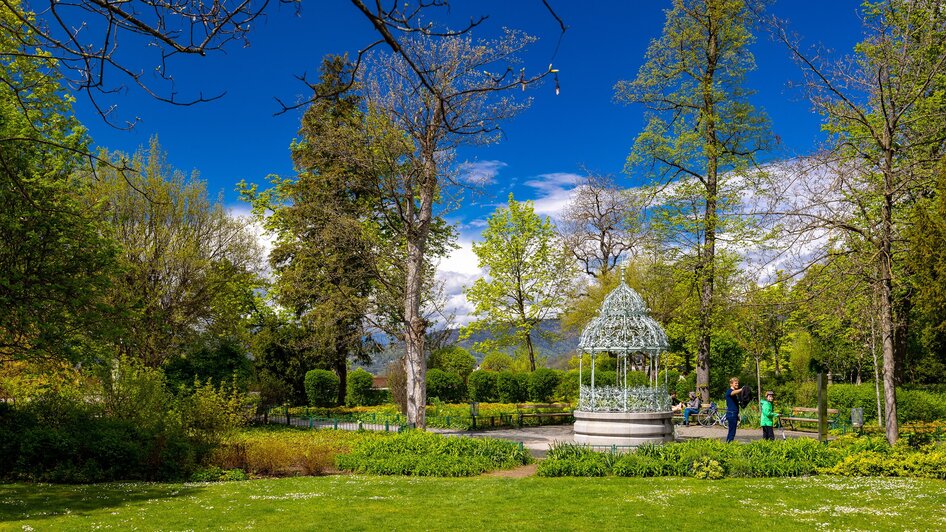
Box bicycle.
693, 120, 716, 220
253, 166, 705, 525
698, 402, 729, 427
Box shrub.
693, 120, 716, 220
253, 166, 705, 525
691, 456, 725, 480
829, 384, 880, 422
385, 358, 407, 413
896, 389, 946, 423
468, 371, 498, 402
581, 370, 617, 387
529, 368, 560, 402
677, 372, 697, 398
555, 370, 580, 403
336, 430, 530, 476
305, 370, 339, 407
346, 368, 375, 407
480, 352, 514, 372
211, 426, 371, 477
426, 369, 465, 403
496, 371, 529, 403
178, 378, 256, 456
428, 346, 477, 382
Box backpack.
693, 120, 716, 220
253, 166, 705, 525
739, 385, 753, 408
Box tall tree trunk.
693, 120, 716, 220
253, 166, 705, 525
525, 333, 536, 372
879, 145, 898, 445
403, 129, 438, 428
696, 22, 719, 404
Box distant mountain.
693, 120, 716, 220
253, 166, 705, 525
357, 319, 580, 374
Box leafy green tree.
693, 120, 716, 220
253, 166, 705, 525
479, 352, 514, 372
0, 3, 119, 363
91, 138, 262, 367
428, 346, 476, 383
776, 0, 946, 443
462, 195, 576, 371
242, 58, 377, 404
346, 368, 376, 407
616, 0, 771, 401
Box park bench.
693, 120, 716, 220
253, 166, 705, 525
514, 403, 573, 427
781, 407, 840, 431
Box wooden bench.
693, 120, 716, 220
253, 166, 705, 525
781, 407, 840, 431
515, 403, 573, 427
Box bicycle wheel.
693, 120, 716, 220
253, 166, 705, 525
717, 414, 728, 428
698, 411, 714, 426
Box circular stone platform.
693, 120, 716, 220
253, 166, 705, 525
573, 410, 674, 447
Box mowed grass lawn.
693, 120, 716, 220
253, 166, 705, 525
2, 475, 944, 531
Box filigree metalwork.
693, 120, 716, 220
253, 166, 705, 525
578, 281, 668, 353
578, 385, 671, 413
577, 273, 671, 412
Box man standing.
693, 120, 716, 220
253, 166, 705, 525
724, 377, 744, 442
760, 390, 779, 440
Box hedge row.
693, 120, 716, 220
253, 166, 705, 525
335, 430, 531, 476
537, 436, 946, 480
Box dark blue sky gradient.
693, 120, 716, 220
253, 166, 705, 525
71, 1, 864, 225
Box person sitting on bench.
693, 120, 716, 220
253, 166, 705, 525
682, 392, 700, 425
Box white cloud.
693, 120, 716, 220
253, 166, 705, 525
434, 240, 484, 328
227, 204, 275, 279
523, 172, 585, 218
457, 160, 507, 185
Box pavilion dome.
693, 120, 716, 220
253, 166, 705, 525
578, 279, 668, 354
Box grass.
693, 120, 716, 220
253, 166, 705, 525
2, 475, 945, 530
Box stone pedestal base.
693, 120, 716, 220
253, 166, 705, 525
573, 410, 674, 448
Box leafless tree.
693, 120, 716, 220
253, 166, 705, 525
558, 173, 642, 278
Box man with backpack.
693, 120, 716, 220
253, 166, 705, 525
724, 377, 746, 442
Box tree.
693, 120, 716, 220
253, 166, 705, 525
462, 194, 575, 372
363, 29, 541, 426
773, 0, 946, 443
243, 57, 382, 404
91, 138, 262, 367
616, 0, 771, 402
0, 3, 119, 363
428, 346, 476, 383
558, 173, 642, 278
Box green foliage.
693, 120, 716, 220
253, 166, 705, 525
896, 389, 946, 423
212, 426, 372, 477
496, 371, 529, 403
164, 338, 253, 392
480, 352, 514, 372
528, 368, 560, 402
428, 346, 476, 382
462, 194, 576, 371
0, 2, 119, 364
93, 137, 262, 368
690, 457, 725, 480
0, 392, 195, 482
346, 368, 376, 407
467, 371, 498, 402
335, 430, 531, 476
426, 369, 466, 403
304, 370, 339, 407
555, 370, 580, 403
190, 466, 248, 482
177, 378, 255, 453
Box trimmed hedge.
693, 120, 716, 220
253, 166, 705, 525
528, 368, 560, 402
468, 371, 498, 402
426, 369, 465, 403
346, 368, 375, 407
496, 371, 529, 403
305, 370, 339, 407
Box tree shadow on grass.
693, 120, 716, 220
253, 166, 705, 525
0, 482, 204, 523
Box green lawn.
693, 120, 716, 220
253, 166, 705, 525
2, 475, 944, 531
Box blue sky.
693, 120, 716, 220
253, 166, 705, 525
68, 1, 866, 326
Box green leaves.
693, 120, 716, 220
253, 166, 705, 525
462, 194, 575, 370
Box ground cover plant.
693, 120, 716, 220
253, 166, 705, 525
538, 436, 946, 480
335, 430, 531, 476
2, 476, 945, 530
207, 426, 379, 478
